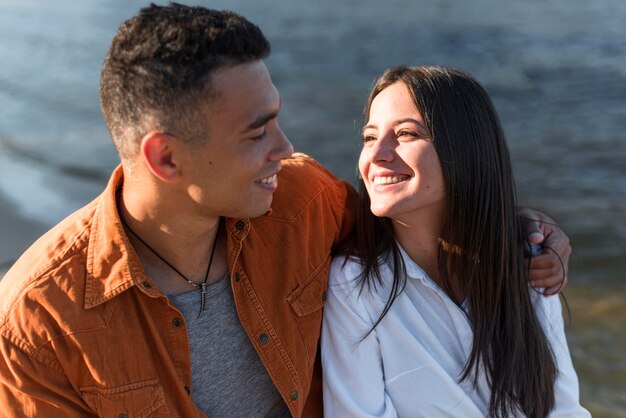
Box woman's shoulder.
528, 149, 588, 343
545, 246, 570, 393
328, 255, 391, 310
330, 255, 362, 282
328, 256, 366, 299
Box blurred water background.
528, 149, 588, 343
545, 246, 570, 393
0, 0, 624, 415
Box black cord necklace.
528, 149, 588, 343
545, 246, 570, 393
122, 216, 221, 319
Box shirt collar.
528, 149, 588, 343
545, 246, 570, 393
395, 242, 446, 295
84, 167, 254, 309
395, 242, 429, 281
396, 242, 469, 311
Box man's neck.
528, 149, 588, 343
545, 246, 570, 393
118, 185, 229, 294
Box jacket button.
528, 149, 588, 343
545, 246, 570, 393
117, 415, 129, 418
234, 272, 240, 282
259, 333, 269, 345
235, 220, 245, 230
290, 390, 299, 401
184, 386, 191, 395
172, 318, 183, 328
142, 281, 152, 289
322, 291, 327, 301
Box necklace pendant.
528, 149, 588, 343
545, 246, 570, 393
121, 217, 221, 320
198, 283, 207, 319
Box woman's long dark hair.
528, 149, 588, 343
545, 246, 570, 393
348, 66, 557, 418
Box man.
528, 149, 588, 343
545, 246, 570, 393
0, 4, 570, 417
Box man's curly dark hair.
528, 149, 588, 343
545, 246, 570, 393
99, 3, 270, 162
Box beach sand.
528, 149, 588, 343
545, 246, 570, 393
0, 191, 49, 280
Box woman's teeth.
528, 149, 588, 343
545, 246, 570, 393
374, 176, 405, 186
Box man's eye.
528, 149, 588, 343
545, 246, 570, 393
251, 131, 266, 140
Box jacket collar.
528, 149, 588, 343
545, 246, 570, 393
83, 166, 253, 309
84, 166, 156, 309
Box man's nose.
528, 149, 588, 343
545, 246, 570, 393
271, 125, 294, 160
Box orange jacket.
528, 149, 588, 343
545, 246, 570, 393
0, 153, 356, 417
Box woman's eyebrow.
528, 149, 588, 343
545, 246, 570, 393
394, 118, 427, 129
362, 118, 426, 132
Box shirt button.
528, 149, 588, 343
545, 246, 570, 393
259, 333, 269, 345
172, 318, 184, 328
235, 220, 245, 230
184, 386, 191, 395
290, 390, 299, 401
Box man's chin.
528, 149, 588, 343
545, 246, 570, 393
247, 199, 273, 219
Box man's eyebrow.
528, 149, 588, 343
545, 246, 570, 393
244, 111, 279, 132
242, 98, 282, 133
362, 118, 427, 132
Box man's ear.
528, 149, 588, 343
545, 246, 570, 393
139, 131, 180, 182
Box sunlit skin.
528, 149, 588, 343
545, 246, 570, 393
360, 81, 570, 295
119, 61, 294, 293
119, 64, 568, 296
360, 82, 446, 281
360, 82, 445, 225
181, 61, 294, 220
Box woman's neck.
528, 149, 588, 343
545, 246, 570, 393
392, 211, 466, 304
392, 217, 441, 283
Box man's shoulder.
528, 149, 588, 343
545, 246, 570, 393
270, 153, 355, 219
0, 199, 98, 324
279, 152, 338, 186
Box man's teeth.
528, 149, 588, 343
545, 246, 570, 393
257, 174, 276, 184
374, 176, 404, 186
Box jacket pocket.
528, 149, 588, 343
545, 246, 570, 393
287, 260, 329, 367
80, 378, 171, 417
287, 259, 328, 317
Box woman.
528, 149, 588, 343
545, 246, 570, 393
321, 66, 589, 417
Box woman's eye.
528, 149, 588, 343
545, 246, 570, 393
362, 135, 377, 144
398, 129, 432, 141
397, 130, 418, 138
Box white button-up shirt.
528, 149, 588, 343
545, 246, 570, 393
321, 247, 590, 417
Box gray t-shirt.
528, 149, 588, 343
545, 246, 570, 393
169, 275, 290, 417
